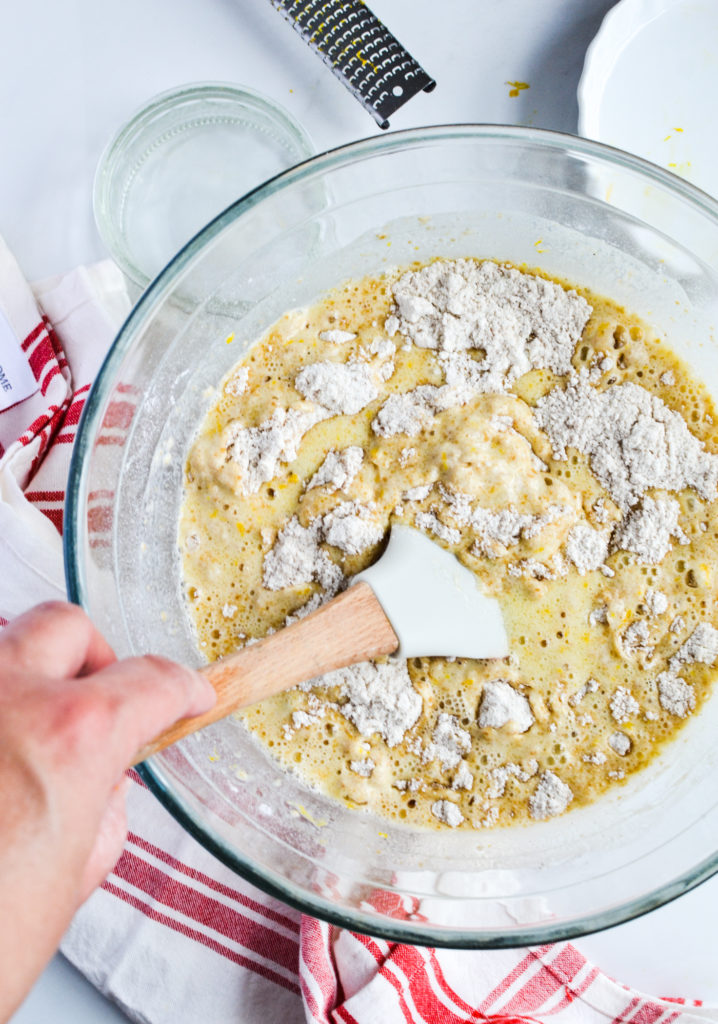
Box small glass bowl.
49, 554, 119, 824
93, 82, 314, 290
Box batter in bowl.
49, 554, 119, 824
179, 258, 718, 829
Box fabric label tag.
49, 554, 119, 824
0, 309, 39, 412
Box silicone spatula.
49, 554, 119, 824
134, 525, 508, 762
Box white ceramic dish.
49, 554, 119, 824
578, 0, 718, 198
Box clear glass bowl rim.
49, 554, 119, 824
67, 123, 718, 947
92, 80, 315, 288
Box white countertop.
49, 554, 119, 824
5, 0, 718, 1019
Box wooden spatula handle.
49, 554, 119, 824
133, 582, 398, 764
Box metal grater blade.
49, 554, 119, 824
269, 0, 436, 129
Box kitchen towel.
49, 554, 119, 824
1, 233, 715, 1024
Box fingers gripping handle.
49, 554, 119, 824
132, 583, 398, 764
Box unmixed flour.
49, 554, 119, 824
488, 760, 539, 799
528, 770, 573, 820
471, 504, 570, 558
644, 589, 669, 617
422, 713, 471, 770
224, 365, 249, 397
221, 405, 328, 496
307, 446, 364, 492
655, 622, 718, 717
671, 622, 718, 668
321, 501, 384, 555
295, 359, 378, 415
262, 516, 343, 593
621, 620, 653, 658
611, 497, 688, 564
535, 375, 718, 510
564, 523, 610, 575
315, 660, 422, 747
608, 731, 631, 755
478, 680, 534, 733
402, 483, 433, 502
452, 762, 474, 790
263, 501, 383, 589
386, 259, 591, 388
430, 799, 464, 827
413, 510, 461, 546
373, 260, 589, 435
609, 687, 640, 723
372, 385, 443, 438
435, 483, 573, 560
507, 554, 569, 581
583, 750, 607, 765
319, 329, 357, 344
569, 677, 599, 707
182, 254, 718, 834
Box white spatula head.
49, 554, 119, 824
354, 524, 509, 660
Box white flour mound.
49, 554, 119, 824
321, 501, 384, 555
423, 713, 472, 770
262, 516, 343, 594
438, 484, 572, 560
224, 366, 249, 397
536, 375, 718, 510
565, 523, 610, 575
478, 680, 534, 733
373, 259, 590, 434
655, 622, 718, 717
452, 762, 474, 790
611, 496, 688, 564
386, 260, 590, 392
583, 750, 608, 766
671, 622, 718, 669
609, 687, 640, 723
414, 510, 461, 546
431, 799, 464, 827
569, 677, 599, 707
295, 360, 378, 415
657, 673, 696, 717
507, 554, 569, 582
529, 770, 573, 820
644, 589, 669, 616
403, 483, 433, 502
488, 759, 539, 798
307, 446, 364, 492
264, 502, 384, 589
621, 620, 652, 659
371, 385, 443, 438
222, 406, 328, 496
317, 660, 422, 747
471, 504, 569, 557
319, 329, 357, 344
608, 731, 631, 756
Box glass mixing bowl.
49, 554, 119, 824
65, 125, 718, 947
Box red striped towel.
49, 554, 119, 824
0, 234, 712, 1024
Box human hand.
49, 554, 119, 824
0, 601, 216, 1022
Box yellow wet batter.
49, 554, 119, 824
179, 258, 718, 829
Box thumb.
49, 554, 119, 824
88, 655, 217, 771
